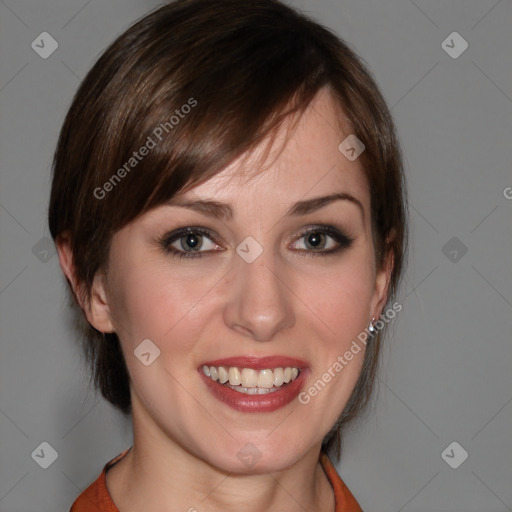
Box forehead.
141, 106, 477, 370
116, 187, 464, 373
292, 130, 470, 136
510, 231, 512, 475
181, 88, 370, 210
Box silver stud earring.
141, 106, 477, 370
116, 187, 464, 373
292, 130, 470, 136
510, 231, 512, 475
368, 317, 377, 336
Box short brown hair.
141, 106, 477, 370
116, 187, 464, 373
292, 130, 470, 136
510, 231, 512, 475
48, 0, 407, 459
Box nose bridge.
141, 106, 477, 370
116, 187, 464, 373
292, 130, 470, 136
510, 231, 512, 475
224, 241, 295, 341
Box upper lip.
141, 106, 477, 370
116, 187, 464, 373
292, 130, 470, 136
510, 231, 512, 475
200, 356, 308, 371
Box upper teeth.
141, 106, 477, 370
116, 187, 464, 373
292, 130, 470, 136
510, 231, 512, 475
203, 366, 299, 388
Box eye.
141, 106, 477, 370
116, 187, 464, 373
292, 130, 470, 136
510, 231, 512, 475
290, 225, 354, 255
159, 227, 223, 259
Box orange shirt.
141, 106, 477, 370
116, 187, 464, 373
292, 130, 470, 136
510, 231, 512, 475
70, 449, 362, 511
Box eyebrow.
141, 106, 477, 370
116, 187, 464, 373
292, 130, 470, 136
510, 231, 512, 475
287, 193, 365, 221
167, 192, 365, 222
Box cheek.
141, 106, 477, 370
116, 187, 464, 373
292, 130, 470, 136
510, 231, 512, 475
107, 260, 210, 354
297, 259, 374, 427
107, 265, 211, 407
302, 252, 376, 342
297, 249, 375, 416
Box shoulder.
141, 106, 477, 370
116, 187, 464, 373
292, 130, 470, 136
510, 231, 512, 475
319, 451, 363, 512
69, 449, 130, 512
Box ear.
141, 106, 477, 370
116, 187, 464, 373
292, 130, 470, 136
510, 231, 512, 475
55, 231, 115, 333
369, 246, 394, 321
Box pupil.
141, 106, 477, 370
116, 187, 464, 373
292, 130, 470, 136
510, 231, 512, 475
307, 232, 323, 248
184, 234, 201, 250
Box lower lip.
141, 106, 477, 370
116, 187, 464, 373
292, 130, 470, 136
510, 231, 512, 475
199, 370, 309, 413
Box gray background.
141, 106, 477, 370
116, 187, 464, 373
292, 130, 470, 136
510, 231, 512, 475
0, 0, 511, 511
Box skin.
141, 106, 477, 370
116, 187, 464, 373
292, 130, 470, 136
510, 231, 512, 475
57, 87, 392, 512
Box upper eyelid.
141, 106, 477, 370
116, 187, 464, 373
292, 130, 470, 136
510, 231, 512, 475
161, 224, 353, 249
160, 226, 219, 244
163, 224, 344, 237
289, 226, 355, 248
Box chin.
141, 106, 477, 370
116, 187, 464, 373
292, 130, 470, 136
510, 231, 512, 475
200, 433, 316, 476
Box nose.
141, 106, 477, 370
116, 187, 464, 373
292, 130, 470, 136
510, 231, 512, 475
223, 246, 295, 342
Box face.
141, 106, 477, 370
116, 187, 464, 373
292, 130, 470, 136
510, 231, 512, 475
81, 88, 390, 473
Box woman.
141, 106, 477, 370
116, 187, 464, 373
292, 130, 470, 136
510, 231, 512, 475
49, 0, 407, 510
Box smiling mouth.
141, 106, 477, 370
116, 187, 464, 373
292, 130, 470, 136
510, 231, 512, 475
202, 365, 300, 395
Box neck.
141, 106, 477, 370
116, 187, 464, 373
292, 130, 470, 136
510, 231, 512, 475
106, 411, 335, 512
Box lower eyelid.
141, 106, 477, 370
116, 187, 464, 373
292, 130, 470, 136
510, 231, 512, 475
160, 226, 354, 257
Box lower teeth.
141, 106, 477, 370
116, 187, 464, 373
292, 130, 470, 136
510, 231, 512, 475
224, 382, 283, 395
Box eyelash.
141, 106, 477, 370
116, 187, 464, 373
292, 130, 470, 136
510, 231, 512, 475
158, 225, 354, 260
